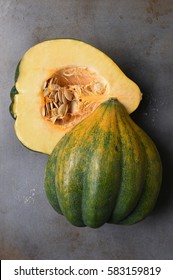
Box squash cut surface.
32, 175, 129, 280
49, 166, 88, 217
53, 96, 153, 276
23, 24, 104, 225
11, 39, 142, 154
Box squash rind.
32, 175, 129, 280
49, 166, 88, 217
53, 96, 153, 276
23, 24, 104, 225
55, 105, 122, 227
44, 145, 62, 214
45, 99, 162, 228
109, 104, 147, 223
9, 86, 18, 119
119, 121, 162, 225
9, 61, 21, 119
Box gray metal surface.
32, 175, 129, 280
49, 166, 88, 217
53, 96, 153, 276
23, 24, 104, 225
0, 0, 173, 260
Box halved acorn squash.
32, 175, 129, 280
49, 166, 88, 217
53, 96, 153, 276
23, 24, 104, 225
10, 39, 142, 154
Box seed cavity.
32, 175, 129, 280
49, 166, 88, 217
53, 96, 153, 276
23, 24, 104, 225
42, 66, 107, 125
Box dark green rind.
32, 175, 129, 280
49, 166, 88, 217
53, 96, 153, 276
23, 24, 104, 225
44, 144, 63, 214
14, 61, 21, 82
9, 61, 21, 119
81, 105, 122, 227
119, 119, 162, 225
9, 86, 18, 119
44, 131, 75, 214
45, 99, 162, 228
109, 104, 147, 223
52, 101, 125, 227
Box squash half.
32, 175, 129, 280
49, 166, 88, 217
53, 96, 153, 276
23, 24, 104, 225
10, 39, 142, 154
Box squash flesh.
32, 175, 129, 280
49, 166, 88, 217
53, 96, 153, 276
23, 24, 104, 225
12, 39, 142, 154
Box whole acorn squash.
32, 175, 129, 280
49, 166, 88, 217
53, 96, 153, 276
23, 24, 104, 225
45, 98, 162, 228
10, 39, 141, 154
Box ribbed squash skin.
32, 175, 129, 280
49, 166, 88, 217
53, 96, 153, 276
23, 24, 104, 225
9, 61, 20, 119
45, 99, 162, 228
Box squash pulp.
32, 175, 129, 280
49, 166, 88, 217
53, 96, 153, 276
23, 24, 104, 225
10, 39, 142, 154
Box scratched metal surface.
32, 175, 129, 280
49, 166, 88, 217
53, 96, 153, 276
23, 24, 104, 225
0, 0, 173, 259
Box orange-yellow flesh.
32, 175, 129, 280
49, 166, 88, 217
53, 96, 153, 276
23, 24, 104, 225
13, 39, 142, 154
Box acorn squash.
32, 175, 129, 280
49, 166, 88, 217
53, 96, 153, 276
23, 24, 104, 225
10, 39, 142, 154
44, 98, 162, 228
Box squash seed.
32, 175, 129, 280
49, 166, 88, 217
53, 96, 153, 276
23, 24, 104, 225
64, 88, 73, 101
42, 66, 107, 125
58, 103, 68, 117
43, 81, 48, 89
43, 88, 50, 97
52, 108, 59, 116
53, 102, 59, 109
49, 84, 60, 91
58, 90, 63, 103
50, 102, 54, 110
49, 92, 55, 100
41, 106, 46, 117
55, 92, 58, 103
62, 91, 67, 104
46, 103, 51, 111
50, 115, 58, 124
70, 100, 78, 114
49, 78, 54, 84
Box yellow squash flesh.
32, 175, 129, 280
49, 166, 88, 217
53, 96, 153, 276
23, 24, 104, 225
12, 39, 142, 154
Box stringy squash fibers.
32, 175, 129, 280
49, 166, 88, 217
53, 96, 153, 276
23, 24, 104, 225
10, 39, 142, 154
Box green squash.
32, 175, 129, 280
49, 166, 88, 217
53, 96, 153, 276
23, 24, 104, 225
9, 61, 20, 119
45, 98, 162, 228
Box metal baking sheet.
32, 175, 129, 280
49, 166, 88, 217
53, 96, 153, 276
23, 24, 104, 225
0, 0, 173, 259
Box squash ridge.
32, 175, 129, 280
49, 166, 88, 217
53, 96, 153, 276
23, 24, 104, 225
119, 116, 162, 224
82, 101, 122, 227
109, 102, 146, 223
45, 134, 70, 214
